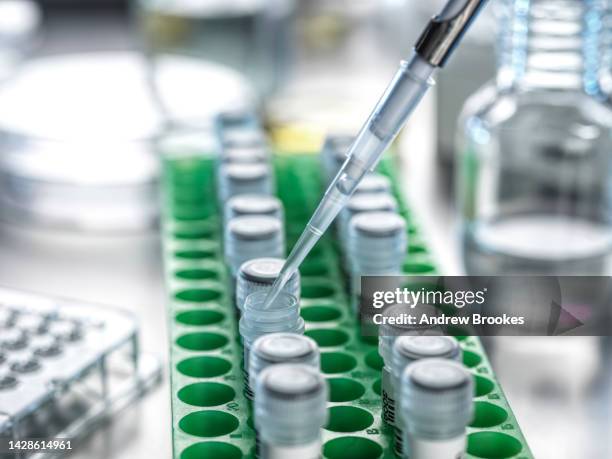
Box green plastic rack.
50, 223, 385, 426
161, 145, 534, 459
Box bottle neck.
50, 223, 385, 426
497, 0, 604, 94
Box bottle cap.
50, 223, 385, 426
236, 258, 300, 313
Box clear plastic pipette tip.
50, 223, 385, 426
263, 183, 351, 309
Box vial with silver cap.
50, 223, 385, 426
254, 363, 328, 459
400, 359, 473, 459
377, 305, 445, 426
236, 258, 300, 315
354, 173, 392, 196
321, 135, 352, 184
224, 216, 285, 277
224, 194, 284, 226
215, 110, 266, 150
222, 128, 267, 149
218, 163, 273, 203
247, 332, 319, 400
215, 111, 260, 138
239, 291, 304, 382
321, 137, 391, 193
221, 145, 270, 165
347, 211, 407, 311
338, 193, 398, 259
392, 335, 461, 455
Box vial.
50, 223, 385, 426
222, 129, 267, 149
224, 216, 285, 277
400, 359, 473, 459
236, 258, 300, 315
392, 336, 462, 456
321, 135, 352, 184
338, 193, 398, 258
378, 304, 444, 427
218, 163, 273, 203
224, 194, 284, 226
354, 173, 392, 195
215, 110, 260, 137
221, 145, 270, 165
238, 291, 304, 382
347, 211, 407, 312
247, 332, 319, 400
255, 364, 328, 459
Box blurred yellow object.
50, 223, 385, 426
269, 123, 325, 155
301, 13, 349, 51
140, 11, 189, 50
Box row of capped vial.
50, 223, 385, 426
216, 113, 324, 458
216, 117, 473, 458
323, 135, 473, 457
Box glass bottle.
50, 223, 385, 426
458, 0, 612, 275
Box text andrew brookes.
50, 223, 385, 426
372, 312, 525, 327
359, 275, 612, 337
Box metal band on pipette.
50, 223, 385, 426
415, 0, 489, 67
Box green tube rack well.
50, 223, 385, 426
161, 145, 534, 459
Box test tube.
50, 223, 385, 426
255, 364, 328, 459
338, 193, 398, 258
392, 336, 462, 456
236, 258, 300, 315
247, 332, 319, 400
347, 211, 407, 312
224, 194, 284, 226
321, 135, 352, 184
218, 163, 273, 203
224, 216, 285, 277
238, 291, 304, 382
400, 359, 473, 459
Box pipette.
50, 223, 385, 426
263, 0, 489, 309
